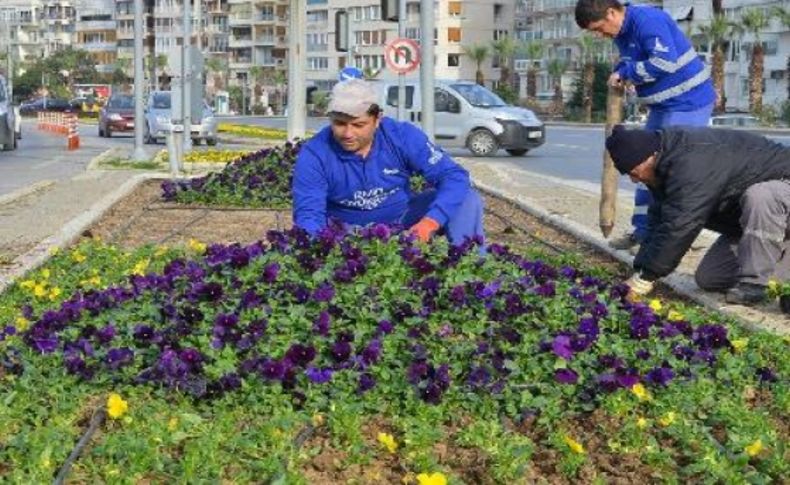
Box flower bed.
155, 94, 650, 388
152, 148, 255, 166
160, 143, 299, 208
217, 123, 289, 140
0, 224, 787, 482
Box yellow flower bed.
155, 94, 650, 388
153, 148, 252, 164
217, 123, 288, 140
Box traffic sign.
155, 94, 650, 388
384, 38, 420, 75
338, 66, 364, 81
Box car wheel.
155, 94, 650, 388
3, 129, 16, 151
206, 138, 217, 146
98, 126, 104, 137
506, 149, 528, 156
467, 129, 499, 157
106, 128, 112, 138
192, 138, 202, 146
144, 124, 153, 144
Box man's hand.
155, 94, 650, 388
410, 217, 440, 243
608, 72, 623, 87
625, 273, 655, 298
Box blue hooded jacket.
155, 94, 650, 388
614, 5, 715, 112
292, 117, 471, 236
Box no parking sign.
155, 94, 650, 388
384, 38, 421, 75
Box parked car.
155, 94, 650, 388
374, 80, 545, 156
143, 91, 218, 145
0, 74, 18, 151
709, 113, 761, 128
99, 94, 135, 137
19, 97, 71, 114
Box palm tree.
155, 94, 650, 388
577, 34, 602, 122
272, 69, 286, 115
249, 65, 264, 105
153, 54, 167, 90
773, 7, 790, 100
462, 44, 489, 86
698, 15, 735, 113
520, 40, 544, 101
205, 56, 226, 91
547, 58, 568, 115
712, 0, 723, 16
491, 36, 517, 91
738, 8, 770, 113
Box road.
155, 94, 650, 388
2, 117, 788, 200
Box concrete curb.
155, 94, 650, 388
86, 147, 128, 171
0, 173, 169, 294
474, 181, 787, 335
0, 180, 56, 207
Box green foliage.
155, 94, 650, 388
494, 83, 518, 104
567, 62, 611, 121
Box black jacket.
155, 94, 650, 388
635, 127, 790, 279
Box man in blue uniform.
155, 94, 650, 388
292, 78, 485, 245
575, 0, 715, 251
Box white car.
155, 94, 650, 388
709, 113, 761, 128
143, 91, 218, 145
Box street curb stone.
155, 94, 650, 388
0, 180, 56, 207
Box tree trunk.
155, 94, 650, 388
749, 45, 764, 113
552, 81, 563, 115
475, 68, 484, 86
712, 45, 726, 113
600, 85, 624, 237
712, 0, 723, 16
787, 54, 790, 101
582, 61, 594, 123
500, 65, 510, 88
527, 68, 537, 100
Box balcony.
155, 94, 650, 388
255, 35, 275, 45
229, 37, 253, 48
307, 44, 327, 52
82, 41, 117, 52
76, 19, 116, 31
255, 14, 275, 23
254, 57, 277, 67
229, 15, 253, 26
229, 58, 252, 68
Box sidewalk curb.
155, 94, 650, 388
0, 180, 56, 207
86, 147, 127, 171
474, 181, 785, 335
0, 173, 169, 294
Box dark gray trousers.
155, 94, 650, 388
696, 180, 790, 290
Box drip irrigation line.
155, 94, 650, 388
53, 407, 106, 485
483, 201, 566, 255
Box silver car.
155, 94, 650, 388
143, 91, 218, 145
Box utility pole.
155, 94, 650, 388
182, 0, 192, 152
419, 0, 434, 140
287, 0, 305, 139
396, 0, 406, 121
132, 0, 146, 161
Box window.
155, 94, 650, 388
447, 27, 461, 43
307, 57, 328, 70
447, 54, 459, 67
435, 88, 460, 113
405, 27, 421, 40
387, 86, 414, 109
493, 29, 508, 41
448, 1, 461, 16
494, 4, 503, 21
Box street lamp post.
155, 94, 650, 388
132, 0, 146, 161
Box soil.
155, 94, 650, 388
80, 180, 673, 483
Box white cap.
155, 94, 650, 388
327, 79, 379, 117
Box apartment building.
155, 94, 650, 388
662, 0, 789, 111
40, 0, 76, 55
0, 2, 44, 62
75, 0, 116, 73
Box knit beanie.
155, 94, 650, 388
605, 125, 661, 174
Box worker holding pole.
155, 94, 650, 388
576, 0, 715, 248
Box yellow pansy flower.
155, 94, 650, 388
416, 472, 447, 485
107, 393, 129, 419
15, 316, 30, 331
649, 299, 663, 312
131, 259, 150, 276
48, 246, 60, 255
188, 239, 207, 254
377, 432, 398, 454
72, 251, 87, 263
563, 435, 585, 454
311, 414, 325, 427
667, 310, 685, 321
636, 417, 648, 429
658, 412, 676, 427
40, 268, 51, 279
19, 279, 35, 289
631, 383, 651, 401
767, 279, 779, 294
48, 287, 62, 301
33, 284, 47, 298
154, 245, 168, 258
745, 439, 763, 457
168, 417, 179, 431
731, 338, 749, 352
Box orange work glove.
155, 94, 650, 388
409, 217, 440, 243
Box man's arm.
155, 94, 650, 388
399, 123, 470, 226
616, 21, 684, 85
291, 147, 329, 236
634, 162, 725, 279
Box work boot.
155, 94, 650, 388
724, 282, 767, 305
609, 232, 640, 254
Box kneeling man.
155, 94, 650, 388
292, 79, 485, 245
606, 125, 790, 305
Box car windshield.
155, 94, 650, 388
152, 93, 171, 109
108, 95, 134, 109
451, 83, 507, 108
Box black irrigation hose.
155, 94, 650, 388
53, 407, 106, 485
156, 209, 212, 246
483, 201, 567, 255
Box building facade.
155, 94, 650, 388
75, 0, 116, 74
